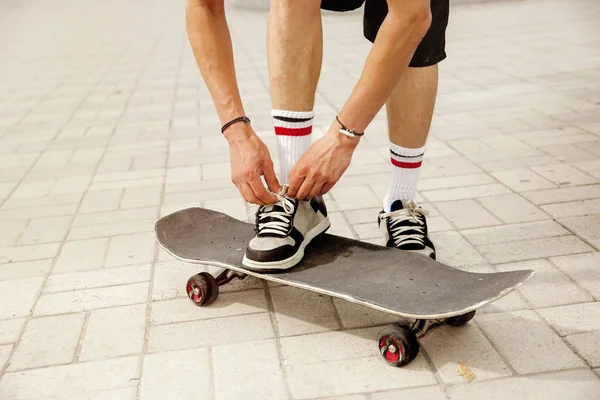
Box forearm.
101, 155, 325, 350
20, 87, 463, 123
338, 1, 432, 133
185, 0, 247, 128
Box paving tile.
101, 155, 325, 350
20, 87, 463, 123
55, 238, 109, 272
532, 164, 598, 187
165, 166, 201, 184
417, 174, 495, 191
353, 222, 382, 240
67, 219, 155, 240
422, 184, 511, 202
34, 282, 149, 316
0, 277, 44, 319
0, 344, 12, 371
71, 387, 138, 400
549, 252, 600, 300
80, 304, 146, 361
151, 289, 268, 325
213, 340, 287, 400
148, 313, 274, 352
491, 168, 555, 192
478, 193, 549, 223
370, 386, 448, 399
204, 197, 248, 221
270, 286, 340, 336
559, 214, 600, 248
462, 220, 569, 246
0, 259, 53, 280
50, 176, 92, 195
120, 185, 162, 209
436, 199, 501, 229
18, 216, 71, 245
0, 219, 29, 247
140, 348, 210, 400
2, 194, 82, 211
345, 208, 386, 225
476, 310, 584, 373
0, 204, 78, 221
421, 324, 511, 383
447, 369, 600, 400
44, 264, 151, 293
327, 212, 355, 239
0, 318, 25, 345
0, 356, 140, 399
429, 231, 487, 268
281, 327, 381, 366
542, 198, 600, 218
0, 242, 61, 264
330, 185, 381, 211
105, 232, 155, 267
72, 207, 157, 227
496, 259, 592, 307
427, 156, 482, 176
79, 189, 123, 213
10, 180, 54, 199
8, 313, 85, 371
523, 184, 600, 205
477, 236, 593, 263
566, 331, 600, 368
538, 302, 600, 336
286, 355, 436, 399
333, 299, 399, 329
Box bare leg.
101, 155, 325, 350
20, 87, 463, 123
267, 0, 323, 185
380, 64, 439, 259
382, 64, 438, 210
268, 0, 323, 111
386, 65, 438, 148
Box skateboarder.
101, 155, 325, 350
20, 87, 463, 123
186, 0, 447, 270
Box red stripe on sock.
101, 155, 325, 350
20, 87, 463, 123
274, 126, 312, 136
391, 158, 422, 169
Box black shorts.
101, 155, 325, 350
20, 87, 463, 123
320, 0, 449, 67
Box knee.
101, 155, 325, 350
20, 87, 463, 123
388, 0, 432, 39
270, 0, 321, 14
186, 0, 224, 17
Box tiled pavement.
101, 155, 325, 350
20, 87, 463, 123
1, 0, 600, 398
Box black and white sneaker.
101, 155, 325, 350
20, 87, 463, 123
378, 200, 436, 259
242, 187, 330, 271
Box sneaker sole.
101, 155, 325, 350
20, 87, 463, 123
241, 216, 331, 272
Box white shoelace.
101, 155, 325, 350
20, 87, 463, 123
380, 202, 429, 248
256, 187, 296, 237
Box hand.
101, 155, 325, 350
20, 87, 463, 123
288, 126, 359, 199
225, 125, 281, 205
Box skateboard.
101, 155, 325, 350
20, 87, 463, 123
155, 207, 533, 367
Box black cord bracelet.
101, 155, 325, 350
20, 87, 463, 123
221, 116, 251, 134
336, 115, 364, 137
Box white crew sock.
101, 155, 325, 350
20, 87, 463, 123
383, 142, 426, 211
272, 109, 314, 184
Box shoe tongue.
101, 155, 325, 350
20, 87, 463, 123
390, 200, 406, 212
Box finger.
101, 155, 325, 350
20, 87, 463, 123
239, 183, 261, 205
249, 177, 278, 204
287, 169, 304, 199
262, 163, 281, 194
296, 180, 315, 200
321, 181, 336, 195
308, 183, 324, 199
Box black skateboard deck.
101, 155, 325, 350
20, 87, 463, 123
155, 207, 533, 319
